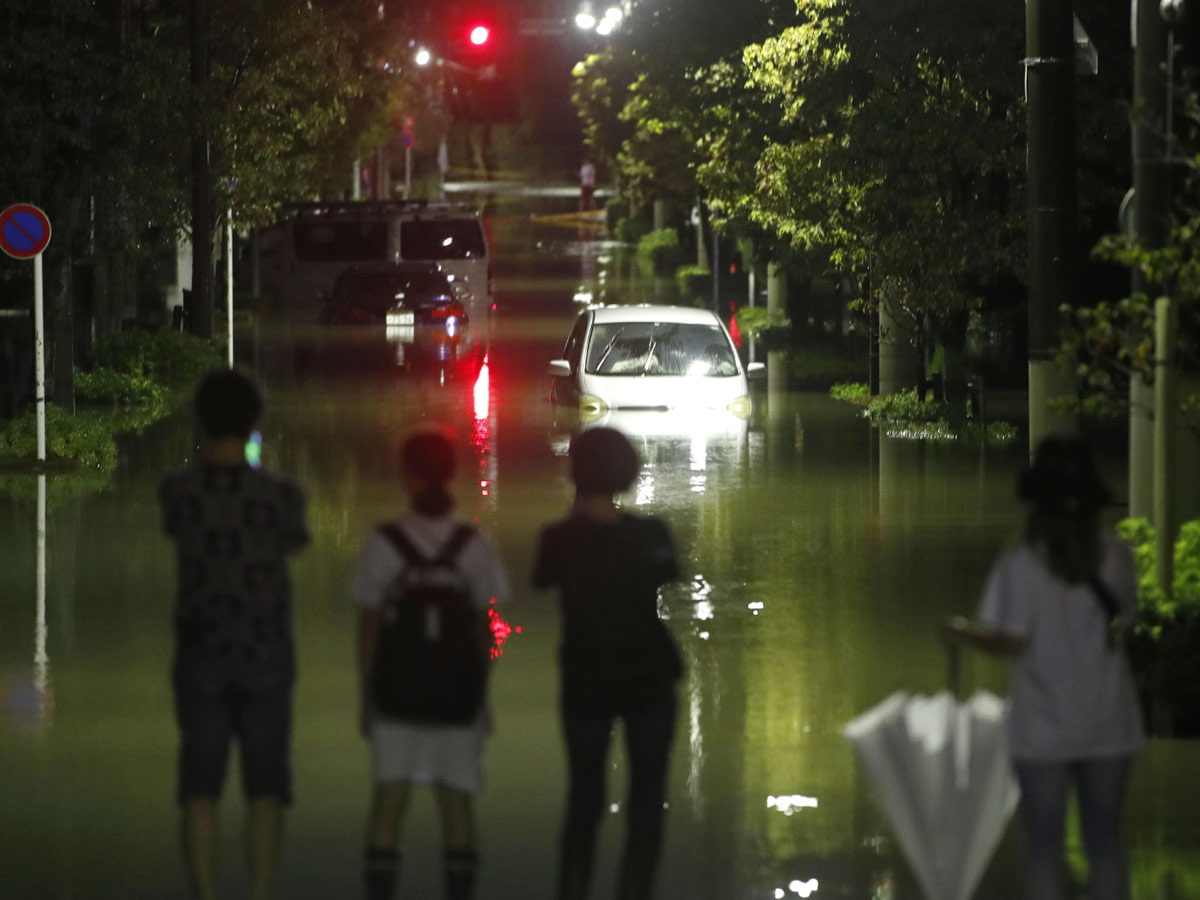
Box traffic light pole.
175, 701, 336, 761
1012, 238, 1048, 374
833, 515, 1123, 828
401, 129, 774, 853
1026, 0, 1078, 451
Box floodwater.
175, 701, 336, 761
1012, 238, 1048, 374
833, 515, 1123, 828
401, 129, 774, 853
2, 198, 1199, 900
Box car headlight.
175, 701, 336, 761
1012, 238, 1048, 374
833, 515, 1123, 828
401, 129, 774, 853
579, 394, 609, 423
727, 395, 752, 419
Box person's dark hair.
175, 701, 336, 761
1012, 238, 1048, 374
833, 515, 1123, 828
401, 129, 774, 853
194, 368, 263, 440
403, 427, 456, 516
569, 427, 640, 496
1020, 436, 1109, 583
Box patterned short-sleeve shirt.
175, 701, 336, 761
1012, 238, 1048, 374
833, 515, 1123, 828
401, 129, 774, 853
161, 464, 309, 692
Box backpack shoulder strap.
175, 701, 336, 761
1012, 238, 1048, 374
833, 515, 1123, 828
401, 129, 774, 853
434, 525, 477, 566
379, 522, 428, 566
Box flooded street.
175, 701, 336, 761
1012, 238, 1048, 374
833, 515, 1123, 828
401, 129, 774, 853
2, 197, 1199, 900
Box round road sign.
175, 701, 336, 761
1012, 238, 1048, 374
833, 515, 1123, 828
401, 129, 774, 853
0, 204, 52, 259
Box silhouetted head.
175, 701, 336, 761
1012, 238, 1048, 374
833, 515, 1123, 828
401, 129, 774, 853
194, 368, 263, 440
1019, 436, 1110, 517
1020, 436, 1109, 583
402, 426, 456, 516
569, 427, 640, 497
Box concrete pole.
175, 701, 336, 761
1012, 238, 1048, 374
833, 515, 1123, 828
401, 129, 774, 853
767, 262, 787, 425
225, 211, 234, 368
1026, 0, 1079, 451
1130, 0, 1170, 519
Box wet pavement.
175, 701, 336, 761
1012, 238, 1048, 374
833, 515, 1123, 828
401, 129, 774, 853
1, 195, 1199, 899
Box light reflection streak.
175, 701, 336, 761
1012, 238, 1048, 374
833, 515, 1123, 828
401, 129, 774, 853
767, 794, 819, 815
688, 670, 703, 808
634, 469, 655, 506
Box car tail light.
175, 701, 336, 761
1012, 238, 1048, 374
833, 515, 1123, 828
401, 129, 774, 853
431, 300, 465, 320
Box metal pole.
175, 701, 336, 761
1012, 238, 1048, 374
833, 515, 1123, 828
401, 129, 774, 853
35, 472, 47, 696
1026, 0, 1079, 450
225, 210, 234, 368
1154, 295, 1178, 591
33, 252, 46, 462
405, 146, 412, 199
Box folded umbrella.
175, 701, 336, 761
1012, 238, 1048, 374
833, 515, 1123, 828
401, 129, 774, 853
844, 689, 1019, 900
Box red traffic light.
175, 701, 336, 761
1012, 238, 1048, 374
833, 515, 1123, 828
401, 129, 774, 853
468, 24, 490, 45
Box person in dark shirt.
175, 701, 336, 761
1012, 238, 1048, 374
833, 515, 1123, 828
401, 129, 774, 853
160, 369, 309, 900
533, 427, 682, 900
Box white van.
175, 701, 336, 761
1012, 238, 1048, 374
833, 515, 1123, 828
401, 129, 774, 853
262, 200, 492, 322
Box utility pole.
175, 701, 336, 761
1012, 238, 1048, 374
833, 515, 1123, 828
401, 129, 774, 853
1026, 0, 1079, 451
189, 0, 213, 339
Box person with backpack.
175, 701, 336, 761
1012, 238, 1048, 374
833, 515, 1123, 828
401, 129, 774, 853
355, 426, 509, 900
533, 427, 683, 900
161, 369, 310, 900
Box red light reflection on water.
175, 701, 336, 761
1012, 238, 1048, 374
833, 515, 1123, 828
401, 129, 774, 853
488, 598, 521, 659
473, 355, 490, 421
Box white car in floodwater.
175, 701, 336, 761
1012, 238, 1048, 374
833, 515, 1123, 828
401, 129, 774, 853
548, 305, 762, 430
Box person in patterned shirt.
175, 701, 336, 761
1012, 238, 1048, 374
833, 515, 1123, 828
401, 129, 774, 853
160, 369, 309, 900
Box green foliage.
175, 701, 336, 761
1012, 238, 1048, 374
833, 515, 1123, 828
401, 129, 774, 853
675, 265, 711, 299
76, 368, 167, 409
614, 216, 652, 244
1117, 518, 1200, 735
735, 306, 790, 340
0, 405, 118, 471
787, 350, 862, 388
865, 389, 947, 427
94, 331, 221, 390
636, 228, 682, 273
830, 382, 870, 405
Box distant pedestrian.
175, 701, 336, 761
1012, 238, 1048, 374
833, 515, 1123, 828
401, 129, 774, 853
356, 426, 509, 900
161, 368, 310, 900
943, 436, 1144, 900
579, 158, 596, 212
533, 427, 683, 900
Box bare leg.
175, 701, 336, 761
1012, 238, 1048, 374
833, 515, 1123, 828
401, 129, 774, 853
366, 782, 411, 900
181, 797, 218, 900
436, 785, 478, 900
246, 796, 285, 900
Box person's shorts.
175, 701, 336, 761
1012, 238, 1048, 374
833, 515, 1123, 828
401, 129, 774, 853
369, 714, 487, 794
174, 684, 292, 805
581, 185, 595, 200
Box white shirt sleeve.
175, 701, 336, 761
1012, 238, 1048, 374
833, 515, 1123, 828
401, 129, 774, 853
463, 531, 510, 611
352, 531, 401, 610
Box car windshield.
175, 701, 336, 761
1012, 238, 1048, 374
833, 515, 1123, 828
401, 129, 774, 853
293, 221, 389, 262
585, 322, 739, 377
400, 220, 486, 260
334, 272, 452, 310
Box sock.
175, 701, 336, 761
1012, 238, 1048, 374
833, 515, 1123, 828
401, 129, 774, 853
444, 848, 479, 900
365, 846, 401, 900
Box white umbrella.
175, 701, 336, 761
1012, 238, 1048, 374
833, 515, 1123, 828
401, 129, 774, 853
844, 689, 1020, 900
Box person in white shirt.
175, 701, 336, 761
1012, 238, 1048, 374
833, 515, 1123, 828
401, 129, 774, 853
579, 159, 596, 211
355, 426, 509, 900
943, 436, 1144, 900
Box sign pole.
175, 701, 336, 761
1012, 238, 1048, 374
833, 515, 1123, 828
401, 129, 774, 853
34, 251, 46, 461
405, 146, 412, 200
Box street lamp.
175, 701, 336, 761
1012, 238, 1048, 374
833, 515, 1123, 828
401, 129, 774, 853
575, 1, 596, 29
415, 47, 432, 66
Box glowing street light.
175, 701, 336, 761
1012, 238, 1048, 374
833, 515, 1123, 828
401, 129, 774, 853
596, 17, 616, 35
469, 24, 490, 46
415, 47, 432, 66
575, 10, 597, 28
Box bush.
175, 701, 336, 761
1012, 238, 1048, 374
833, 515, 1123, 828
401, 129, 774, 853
94, 330, 221, 390
613, 216, 652, 244
830, 382, 871, 405
1117, 518, 1200, 735
865, 388, 947, 426
76, 368, 167, 408
0, 405, 118, 471
636, 228, 681, 273
675, 264, 711, 300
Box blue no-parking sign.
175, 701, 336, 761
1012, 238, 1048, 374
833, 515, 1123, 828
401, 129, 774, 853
0, 204, 52, 259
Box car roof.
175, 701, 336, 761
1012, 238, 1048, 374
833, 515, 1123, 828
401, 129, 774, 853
589, 304, 723, 326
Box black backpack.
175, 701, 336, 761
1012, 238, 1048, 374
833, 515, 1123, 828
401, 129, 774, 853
370, 523, 488, 724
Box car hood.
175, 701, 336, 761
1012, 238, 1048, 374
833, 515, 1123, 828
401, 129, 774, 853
578, 372, 747, 410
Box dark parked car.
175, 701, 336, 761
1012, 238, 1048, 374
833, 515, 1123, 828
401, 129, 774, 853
322, 262, 469, 325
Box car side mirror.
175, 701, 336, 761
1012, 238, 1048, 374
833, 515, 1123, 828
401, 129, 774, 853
548, 359, 572, 378
746, 361, 766, 380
